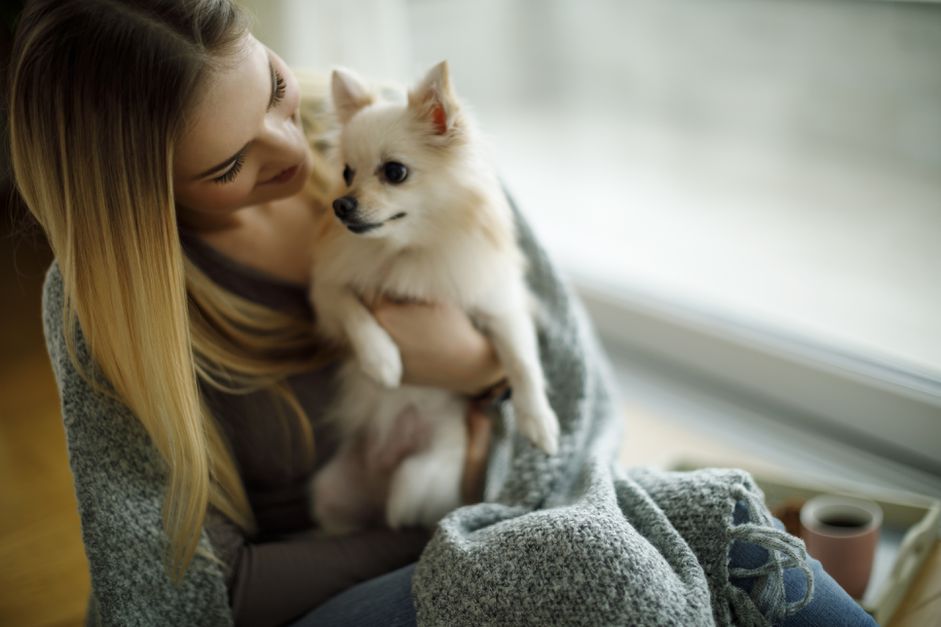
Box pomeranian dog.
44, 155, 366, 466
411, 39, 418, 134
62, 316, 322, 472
307, 61, 558, 533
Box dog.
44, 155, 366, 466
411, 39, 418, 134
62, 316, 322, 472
307, 61, 559, 533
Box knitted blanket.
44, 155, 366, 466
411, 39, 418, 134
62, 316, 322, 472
42, 199, 812, 626
409, 200, 814, 626
41, 70, 813, 625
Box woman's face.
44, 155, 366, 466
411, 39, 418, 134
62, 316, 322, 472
173, 34, 312, 229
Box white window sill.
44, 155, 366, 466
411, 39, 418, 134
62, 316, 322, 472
608, 336, 941, 501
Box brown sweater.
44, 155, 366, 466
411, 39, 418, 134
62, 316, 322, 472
181, 230, 430, 627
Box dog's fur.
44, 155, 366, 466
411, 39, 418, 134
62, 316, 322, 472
307, 61, 558, 532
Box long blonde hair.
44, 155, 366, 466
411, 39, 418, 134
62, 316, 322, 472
8, 0, 339, 583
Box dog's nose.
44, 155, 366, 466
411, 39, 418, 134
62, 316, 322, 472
333, 196, 358, 220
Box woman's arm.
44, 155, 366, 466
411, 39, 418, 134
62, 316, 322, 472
42, 263, 236, 625
206, 510, 429, 627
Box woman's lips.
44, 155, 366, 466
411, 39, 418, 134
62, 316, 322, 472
263, 164, 300, 185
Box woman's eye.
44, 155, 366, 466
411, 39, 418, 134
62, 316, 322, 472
272, 70, 286, 105
212, 153, 245, 185
343, 164, 354, 186
382, 161, 408, 184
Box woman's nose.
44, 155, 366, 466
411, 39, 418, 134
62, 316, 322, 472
259, 108, 303, 154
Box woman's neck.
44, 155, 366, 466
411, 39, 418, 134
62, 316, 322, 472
179, 195, 318, 286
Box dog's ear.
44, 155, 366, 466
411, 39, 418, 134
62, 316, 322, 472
407, 60, 459, 136
331, 68, 374, 124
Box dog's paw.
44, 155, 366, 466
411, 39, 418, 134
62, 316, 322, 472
353, 327, 402, 388
515, 396, 560, 455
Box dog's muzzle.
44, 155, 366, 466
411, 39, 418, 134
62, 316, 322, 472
333, 195, 382, 234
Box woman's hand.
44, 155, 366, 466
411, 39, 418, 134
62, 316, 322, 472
368, 296, 505, 396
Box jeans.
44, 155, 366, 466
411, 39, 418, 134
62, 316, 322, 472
287, 563, 418, 627
289, 507, 877, 627
728, 501, 877, 627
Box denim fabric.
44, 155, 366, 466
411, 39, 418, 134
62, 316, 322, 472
730, 501, 878, 627
286, 563, 417, 627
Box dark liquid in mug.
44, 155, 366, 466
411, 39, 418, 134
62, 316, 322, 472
821, 516, 867, 528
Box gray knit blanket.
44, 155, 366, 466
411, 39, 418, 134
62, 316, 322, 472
410, 200, 814, 626
42, 201, 813, 626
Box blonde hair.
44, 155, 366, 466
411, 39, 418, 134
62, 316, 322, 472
8, 0, 340, 583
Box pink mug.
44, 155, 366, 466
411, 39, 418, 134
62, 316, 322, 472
799, 494, 883, 599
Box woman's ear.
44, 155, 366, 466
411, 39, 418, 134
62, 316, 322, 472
331, 67, 374, 124
407, 60, 460, 136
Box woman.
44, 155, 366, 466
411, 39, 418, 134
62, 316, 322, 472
8, 1, 877, 626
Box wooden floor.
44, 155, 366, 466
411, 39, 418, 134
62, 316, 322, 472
1, 210, 89, 627
1, 209, 937, 627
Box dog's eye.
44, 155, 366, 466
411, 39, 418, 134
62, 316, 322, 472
382, 161, 409, 185
343, 164, 354, 186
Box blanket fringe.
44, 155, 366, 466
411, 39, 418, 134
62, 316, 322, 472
725, 484, 815, 625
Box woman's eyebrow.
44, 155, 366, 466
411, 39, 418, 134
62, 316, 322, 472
193, 60, 278, 181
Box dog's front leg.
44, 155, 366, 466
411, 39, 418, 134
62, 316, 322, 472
310, 281, 402, 388
480, 304, 559, 455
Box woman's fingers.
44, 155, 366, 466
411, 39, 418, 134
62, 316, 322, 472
368, 296, 504, 394
461, 403, 493, 505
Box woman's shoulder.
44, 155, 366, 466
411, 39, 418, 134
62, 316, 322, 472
41, 260, 109, 395
42, 259, 62, 309
41, 260, 76, 357
41, 261, 67, 370
41, 261, 154, 470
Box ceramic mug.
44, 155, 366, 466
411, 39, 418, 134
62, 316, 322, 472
799, 494, 883, 599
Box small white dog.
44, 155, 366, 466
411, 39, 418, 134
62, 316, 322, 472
308, 61, 558, 532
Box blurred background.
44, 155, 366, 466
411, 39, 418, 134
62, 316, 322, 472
2, 0, 940, 625
238, 0, 941, 493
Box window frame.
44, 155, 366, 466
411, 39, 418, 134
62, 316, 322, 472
572, 272, 941, 484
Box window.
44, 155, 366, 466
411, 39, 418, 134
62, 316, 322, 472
242, 0, 941, 494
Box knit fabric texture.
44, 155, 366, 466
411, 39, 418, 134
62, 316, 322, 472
410, 199, 815, 626
40, 71, 813, 626
42, 265, 233, 626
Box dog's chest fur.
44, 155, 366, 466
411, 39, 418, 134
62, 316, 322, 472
321, 225, 523, 311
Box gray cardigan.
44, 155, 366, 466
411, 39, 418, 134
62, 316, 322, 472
42, 200, 813, 626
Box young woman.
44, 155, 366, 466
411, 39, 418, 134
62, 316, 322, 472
8, 1, 877, 626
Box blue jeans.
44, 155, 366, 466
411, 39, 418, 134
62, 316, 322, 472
287, 563, 418, 627
289, 510, 877, 627
728, 501, 876, 627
